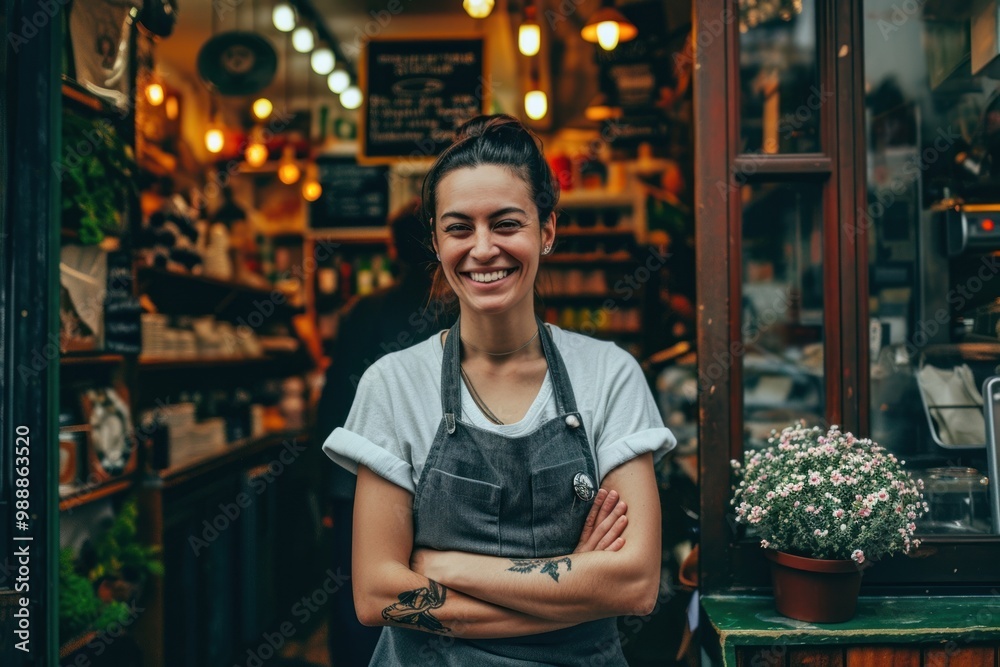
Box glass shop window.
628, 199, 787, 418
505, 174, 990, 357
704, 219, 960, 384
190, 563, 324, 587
863, 0, 1000, 536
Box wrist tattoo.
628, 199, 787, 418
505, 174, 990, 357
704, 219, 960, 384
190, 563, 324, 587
381, 579, 450, 633
507, 557, 573, 582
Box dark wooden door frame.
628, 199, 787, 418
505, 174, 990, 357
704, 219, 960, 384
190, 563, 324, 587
694, 0, 1000, 594
1, 1, 60, 664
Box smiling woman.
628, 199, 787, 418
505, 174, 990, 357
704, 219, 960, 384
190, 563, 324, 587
321, 114, 677, 665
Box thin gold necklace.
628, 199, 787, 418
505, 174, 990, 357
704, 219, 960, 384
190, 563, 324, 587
460, 329, 539, 356
459, 364, 504, 425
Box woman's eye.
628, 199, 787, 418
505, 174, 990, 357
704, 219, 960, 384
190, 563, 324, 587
496, 220, 521, 230
445, 224, 471, 233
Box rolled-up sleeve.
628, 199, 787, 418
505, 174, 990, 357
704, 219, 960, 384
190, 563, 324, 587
594, 350, 677, 480
321, 364, 416, 494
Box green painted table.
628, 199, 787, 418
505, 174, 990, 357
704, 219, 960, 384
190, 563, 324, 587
702, 595, 1000, 666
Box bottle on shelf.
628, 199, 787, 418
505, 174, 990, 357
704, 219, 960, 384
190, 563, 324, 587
339, 255, 353, 302
355, 256, 374, 296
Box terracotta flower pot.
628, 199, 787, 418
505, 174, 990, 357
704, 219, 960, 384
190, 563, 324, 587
764, 550, 863, 623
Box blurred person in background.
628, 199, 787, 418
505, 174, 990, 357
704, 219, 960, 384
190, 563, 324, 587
316, 199, 452, 666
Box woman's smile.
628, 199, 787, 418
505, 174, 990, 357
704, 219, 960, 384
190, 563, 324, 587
463, 266, 519, 286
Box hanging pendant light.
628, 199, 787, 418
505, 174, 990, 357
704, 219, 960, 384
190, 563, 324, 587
146, 81, 165, 106
278, 144, 301, 184
301, 162, 322, 201
518, 3, 541, 57
272, 3, 296, 32
525, 89, 547, 120
310, 47, 335, 75
581, 2, 637, 51
252, 97, 273, 120
463, 0, 494, 19
292, 26, 314, 53
205, 123, 224, 153
245, 126, 269, 167
340, 86, 363, 110
327, 69, 350, 94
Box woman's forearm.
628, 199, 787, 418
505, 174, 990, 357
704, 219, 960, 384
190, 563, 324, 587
414, 549, 659, 623
356, 561, 579, 639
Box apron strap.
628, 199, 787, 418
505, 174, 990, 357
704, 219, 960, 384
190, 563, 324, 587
440, 318, 463, 421
536, 315, 580, 416
440, 315, 582, 423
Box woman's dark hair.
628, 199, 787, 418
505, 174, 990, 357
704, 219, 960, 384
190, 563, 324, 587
422, 114, 560, 227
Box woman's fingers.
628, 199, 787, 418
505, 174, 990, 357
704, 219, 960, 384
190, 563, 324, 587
576, 489, 629, 553
595, 514, 628, 551
575, 488, 609, 551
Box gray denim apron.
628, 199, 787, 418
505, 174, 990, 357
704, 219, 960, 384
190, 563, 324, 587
369, 317, 628, 666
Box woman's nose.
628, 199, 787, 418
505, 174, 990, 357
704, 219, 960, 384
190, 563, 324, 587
470, 228, 500, 260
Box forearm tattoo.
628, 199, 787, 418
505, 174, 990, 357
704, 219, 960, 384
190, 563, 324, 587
507, 557, 573, 582
381, 579, 451, 633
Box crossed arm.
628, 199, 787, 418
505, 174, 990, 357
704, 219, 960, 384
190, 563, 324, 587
350, 453, 661, 638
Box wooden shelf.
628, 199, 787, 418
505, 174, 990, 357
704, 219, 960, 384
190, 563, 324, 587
306, 228, 391, 243
61, 353, 126, 367
559, 190, 638, 208
137, 353, 304, 373
60, 630, 99, 659
137, 267, 305, 319
156, 430, 308, 489
543, 254, 637, 265
61, 76, 122, 117
59, 477, 134, 512
556, 226, 636, 238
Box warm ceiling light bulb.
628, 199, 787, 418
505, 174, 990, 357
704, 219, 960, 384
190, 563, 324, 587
165, 96, 179, 120
278, 145, 300, 184
272, 3, 296, 32
245, 140, 268, 168
581, 7, 637, 49
145, 82, 164, 106
327, 69, 350, 94
463, 0, 494, 19
205, 127, 224, 154
596, 21, 620, 50
252, 97, 273, 120
519, 22, 541, 56
292, 27, 314, 53
340, 86, 363, 110
302, 179, 322, 201
310, 48, 335, 75
524, 89, 547, 120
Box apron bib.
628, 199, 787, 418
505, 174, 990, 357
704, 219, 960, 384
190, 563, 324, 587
370, 317, 628, 666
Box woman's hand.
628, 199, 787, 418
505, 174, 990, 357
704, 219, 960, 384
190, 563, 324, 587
573, 488, 628, 553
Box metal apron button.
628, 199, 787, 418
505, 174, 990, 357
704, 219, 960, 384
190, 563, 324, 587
565, 414, 581, 428
573, 472, 595, 501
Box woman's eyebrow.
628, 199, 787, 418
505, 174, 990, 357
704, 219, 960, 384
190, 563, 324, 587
440, 206, 527, 221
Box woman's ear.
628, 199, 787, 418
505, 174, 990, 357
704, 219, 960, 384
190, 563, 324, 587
430, 219, 439, 257
543, 212, 557, 250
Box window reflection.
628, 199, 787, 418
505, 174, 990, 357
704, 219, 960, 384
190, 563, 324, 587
741, 183, 825, 448
739, 0, 820, 154
864, 0, 1000, 535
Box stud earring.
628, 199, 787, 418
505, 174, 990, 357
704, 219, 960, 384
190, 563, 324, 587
542, 245, 552, 255
436, 253, 441, 261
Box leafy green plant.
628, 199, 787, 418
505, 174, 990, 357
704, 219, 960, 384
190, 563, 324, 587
59, 548, 133, 643
60, 110, 136, 245
59, 547, 103, 641
86, 497, 164, 587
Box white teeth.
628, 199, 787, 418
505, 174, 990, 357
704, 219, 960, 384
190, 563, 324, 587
469, 269, 513, 283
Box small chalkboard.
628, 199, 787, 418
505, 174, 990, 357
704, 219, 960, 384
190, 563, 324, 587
103, 250, 142, 354
361, 37, 487, 163
309, 157, 389, 228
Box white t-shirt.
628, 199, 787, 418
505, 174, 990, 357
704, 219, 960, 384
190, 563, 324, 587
322, 325, 676, 494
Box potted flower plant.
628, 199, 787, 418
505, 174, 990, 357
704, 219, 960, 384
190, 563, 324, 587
731, 423, 927, 623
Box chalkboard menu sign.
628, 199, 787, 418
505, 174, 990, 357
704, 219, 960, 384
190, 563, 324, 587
309, 157, 389, 228
104, 250, 141, 354
361, 37, 486, 162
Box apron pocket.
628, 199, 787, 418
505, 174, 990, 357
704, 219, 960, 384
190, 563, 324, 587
531, 458, 590, 556
418, 469, 502, 555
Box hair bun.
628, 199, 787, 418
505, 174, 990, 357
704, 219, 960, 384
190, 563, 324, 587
454, 114, 527, 141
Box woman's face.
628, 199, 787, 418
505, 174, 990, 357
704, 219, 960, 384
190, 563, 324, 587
432, 164, 555, 317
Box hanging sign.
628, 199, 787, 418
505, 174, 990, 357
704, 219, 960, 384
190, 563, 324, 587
360, 36, 488, 163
